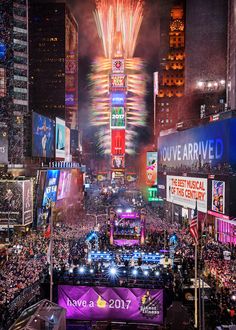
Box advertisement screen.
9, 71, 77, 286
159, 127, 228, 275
111, 130, 125, 155
112, 59, 124, 73
36, 170, 47, 207
0, 68, 6, 98
32, 113, 55, 158
0, 124, 8, 164
112, 155, 124, 169
42, 170, 60, 206
0, 181, 23, 226
146, 152, 158, 187
57, 170, 72, 200
212, 180, 225, 214
111, 92, 125, 106
111, 107, 125, 129
158, 118, 236, 171
110, 74, 126, 89
58, 286, 163, 324
65, 93, 75, 106
56, 118, 65, 159
166, 175, 208, 212
23, 181, 33, 225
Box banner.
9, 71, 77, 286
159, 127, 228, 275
58, 286, 163, 324
111, 130, 125, 155
110, 107, 125, 129
166, 175, 208, 212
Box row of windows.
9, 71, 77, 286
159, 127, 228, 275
170, 42, 184, 49
165, 63, 184, 70
158, 90, 184, 98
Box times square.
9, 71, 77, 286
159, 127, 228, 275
0, 0, 236, 329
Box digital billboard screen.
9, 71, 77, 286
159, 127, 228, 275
56, 118, 65, 159
70, 129, 78, 156
32, 113, 55, 158
57, 170, 72, 200
111, 130, 125, 155
146, 152, 158, 187
110, 74, 126, 89
0, 181, 23, 226
0, 43, 6, 60
212, 180, 225, 214
166, 175, 208, 212
23, 180, 33, 225
111, 92, 125, 106
111, 107, 125, 129
112, 59, 124, 73
58, 285, 163, 324
42, 170, 60, 206
158, 118, 236, 171
112, 155, 124, 169
65, 126, 71, 160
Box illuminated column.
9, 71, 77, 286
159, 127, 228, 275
110, 58, 126, 181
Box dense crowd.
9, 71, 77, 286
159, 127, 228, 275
1, 194, 236, 328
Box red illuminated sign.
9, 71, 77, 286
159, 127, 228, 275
111, 130, 125, 155
110, 74, 126, 89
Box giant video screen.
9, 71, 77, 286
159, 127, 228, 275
58, 286, 163, 324
56, 118, 65, 159
57, 170, 72, 200
110, 107, 125, 129
0, 123, 8, 164
32, 113, 55, 158
42, 170, 60, 207
0, 181, 23, 226
146, 152, 158, 187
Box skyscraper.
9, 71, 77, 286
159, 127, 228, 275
0, 0, 29, 164
227, 0, 236, 110
156, 2, 185, 132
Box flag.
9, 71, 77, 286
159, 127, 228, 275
190, 201, 198, 244
44, 225, 51, 238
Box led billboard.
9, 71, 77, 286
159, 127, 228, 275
56, 118, 65, 159
0, 181, 23, 226
112, 59, 124, 73
146, 152, 158, 187
70, 129, 78, 156
111, 92, 125, 106
110, 107, 125, 129
32, 113, 55, 158
112, 155, 124, 169
158, 118, 236, 171
110, 74, 126, 89
166, 175, 208, 212
58, 286, 163, 324
65, 127, 71, 160
57, 170, 72, 200
0, 43, 6, 60
111, 130, 125, 155
212, 180, 225, 214
23, 181, 33, 225
42, 170, 60, 206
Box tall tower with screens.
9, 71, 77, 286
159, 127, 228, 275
91, 0, 146, 181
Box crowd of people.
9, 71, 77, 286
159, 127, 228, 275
1, 189, 236, 329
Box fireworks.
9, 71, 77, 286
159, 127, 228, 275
90, 0, 147, 155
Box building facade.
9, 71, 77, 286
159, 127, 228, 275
0, 0, 29, 164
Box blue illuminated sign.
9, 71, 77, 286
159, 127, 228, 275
111, 92, 125, 106
158, 118, 236, 170
42, 170, 60, 206
0, 43, 6, 60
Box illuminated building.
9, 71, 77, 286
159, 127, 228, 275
227, 0, 236, 110
91, 0, 146, 180
29, 3, 79, 157
0, 0, 29, 164
156, 3, 185, 131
